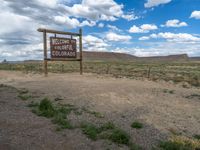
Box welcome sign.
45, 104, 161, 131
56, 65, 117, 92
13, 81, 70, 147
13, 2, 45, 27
50, 37, 76, 58
37, 28, 83, 76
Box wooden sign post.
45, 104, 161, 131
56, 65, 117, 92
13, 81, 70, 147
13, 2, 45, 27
37, 28, 83, 76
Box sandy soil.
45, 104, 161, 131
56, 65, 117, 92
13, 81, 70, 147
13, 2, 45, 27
0, 70, 200, 150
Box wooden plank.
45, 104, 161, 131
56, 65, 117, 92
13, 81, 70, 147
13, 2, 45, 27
43, 30, 48, 76
38, 28, 80, 36
79, 28, 83, 75
45, 58, 81, 61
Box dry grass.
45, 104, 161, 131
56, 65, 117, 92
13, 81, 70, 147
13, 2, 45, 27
1, 61, 200, 87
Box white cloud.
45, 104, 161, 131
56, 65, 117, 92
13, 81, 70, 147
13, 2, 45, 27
54, 16, 80, 28
144, 0, 172, 8
139, 36, 150, 40
0, 11, 35, 35
106, 32, 132, 42
34, 0, 58, 8
98, 23, 104, 28
162, 19, 188, 27
149, 32, 200, 42
132, 42, 200, 57
110, 42, 200, 57
122, 14, 139, 21
107, 25, 121, 31
64, 0, 124, 21
79, 20, 96, 27
54, 16, 96, 29
83, 35, 109, 51
129, 24, 158, 33
141, 24, 158, 30
190, 11, 200, 19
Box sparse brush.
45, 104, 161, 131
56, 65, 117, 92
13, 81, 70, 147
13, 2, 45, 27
37, 98, 55, 118
18, 94, 32, 101
18, 88, 29, 94
163, 89, 175, 94
129, 143, 142, 150
81, 122, 100, 140
82, 107, 104, 118
52, 113, 72, 129
106, 128, 130, 145
194, 134, 200, 140
27, 101, 39, 107
186, 94, 200, 100
131, 121, 143, 129
159, 135, 200, 150
100, 122, 115, 131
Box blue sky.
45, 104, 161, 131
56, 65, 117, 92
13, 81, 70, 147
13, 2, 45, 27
0, 0, 200, 61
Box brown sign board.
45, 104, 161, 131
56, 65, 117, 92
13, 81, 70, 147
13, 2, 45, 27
37, 28, 83, 76
50, 37, 76, 58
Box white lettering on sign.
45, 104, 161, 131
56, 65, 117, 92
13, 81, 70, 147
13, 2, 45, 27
50, 37, 76, 58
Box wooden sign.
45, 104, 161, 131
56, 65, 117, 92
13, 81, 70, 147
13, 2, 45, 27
37, 28, 83, 76
50, 37, 76, 58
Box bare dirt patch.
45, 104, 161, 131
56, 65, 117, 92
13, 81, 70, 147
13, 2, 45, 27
0, 70, 200, 150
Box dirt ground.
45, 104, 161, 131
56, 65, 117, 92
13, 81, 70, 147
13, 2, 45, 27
0, 70, 200, 150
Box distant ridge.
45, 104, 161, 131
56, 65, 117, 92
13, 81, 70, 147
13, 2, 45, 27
138, 54, 189, 62
82, 51, 137, 61
82, 51, 190, 62
2, 51, 200, 63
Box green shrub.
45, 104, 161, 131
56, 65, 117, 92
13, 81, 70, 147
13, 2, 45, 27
38, 98, 55, 118
194, 134, 200, 140
27, 101, 39, 107
107, 128, 130, 145
100, 122, 115, 131
159, 136, 200, 150
52, 113, 72, 129
18, 94, 32, 101
131, 121, 143, 129
81, 122, 100, 140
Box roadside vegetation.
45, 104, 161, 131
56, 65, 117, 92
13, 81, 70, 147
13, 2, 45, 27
158, 135, 200, 150
185, 94, 200, 100
131, 121, 143, 129
1, 83, 200, 150
1, 61, 200, 87
27, 97, 142, 149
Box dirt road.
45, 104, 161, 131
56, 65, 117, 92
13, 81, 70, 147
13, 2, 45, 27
0, 71, 200, 149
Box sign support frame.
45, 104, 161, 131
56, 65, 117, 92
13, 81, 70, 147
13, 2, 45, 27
37, 28, 83, 76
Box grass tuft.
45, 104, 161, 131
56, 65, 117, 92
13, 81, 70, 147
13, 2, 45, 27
37, 98, 55, 118
30, 98, 74, 129
18, 94, 32, 101
194, 134, 200, 140
129, 143, 142, 150
107, 128, 130, 145
81, 122, 100, 140
159, 135, 200, 150
163, 89, 175, 94
100, 122, 115, 131
27, 101, 39, 107
131, 121, 143, 129
52, 113, 72, 129
82, 107, 104, 118
18, 88, 29, 94
186, 94, 200, 100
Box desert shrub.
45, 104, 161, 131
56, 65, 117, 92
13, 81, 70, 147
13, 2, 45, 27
159, 135, 200, 150
52, 113, 72, 129
131, 121, 143, 129
37, 98, 55, 118
81, 122, 100, 140
107, 128, 130, 145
